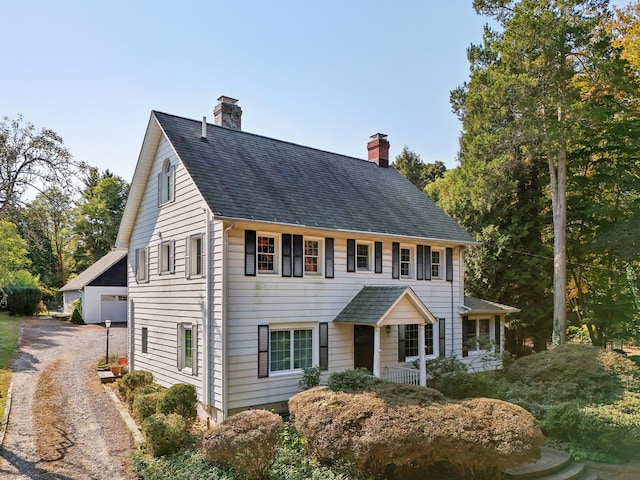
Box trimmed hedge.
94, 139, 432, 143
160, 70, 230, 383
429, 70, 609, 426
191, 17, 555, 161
133, 391, 165, 422
157, 383, 198, 425
6, 286, 42, 316
118, 370, 155, 405
289, 386, 543, 479
142, 413, 189, 458
201, 409, 284, 480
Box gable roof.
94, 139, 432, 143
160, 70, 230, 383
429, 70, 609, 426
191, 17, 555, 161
333, 286, 437, 325
59, 250, 128, 292
118, 111, 476, 246
462, 296, 520, 315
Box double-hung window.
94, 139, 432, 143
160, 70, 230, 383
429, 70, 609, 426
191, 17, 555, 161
464, 317, 492, 353
270, 328, 313, 373
186, 234, 205, 278
136, 248, 148, 283
400, 246, 412, 278
401, 324, 435, 360
159, 240, 175, 274
304, 239, 321, 274
177, 323, 198, 374
257, 235, 277, 273
431, 249, 443, 279
356, 242, 371, 271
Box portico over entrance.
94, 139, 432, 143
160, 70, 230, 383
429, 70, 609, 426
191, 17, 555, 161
333, 286, 438, 387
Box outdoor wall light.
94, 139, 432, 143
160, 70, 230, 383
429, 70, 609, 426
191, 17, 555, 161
385, 325, 391, 336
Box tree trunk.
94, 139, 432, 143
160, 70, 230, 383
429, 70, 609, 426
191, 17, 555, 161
549, 146, 568, 346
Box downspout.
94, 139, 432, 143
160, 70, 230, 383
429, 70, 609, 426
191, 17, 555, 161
222, 222, 235, 420
450, 280, 454, 357
203, 207, 211, 415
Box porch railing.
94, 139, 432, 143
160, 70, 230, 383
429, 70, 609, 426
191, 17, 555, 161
384, 365, 420, 385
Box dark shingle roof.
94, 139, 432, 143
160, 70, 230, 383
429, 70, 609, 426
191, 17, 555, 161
154, 111, 476, 243
334, 286, 411, 324
463, 296, 520, 314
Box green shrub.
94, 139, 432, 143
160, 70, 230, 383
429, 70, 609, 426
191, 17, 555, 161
142, 413, 189, 458
422, 356, 507, 399
117, 370, 154, 405
201, 409, 284, 480
132, 450, 240, 480
69, 308, 85, 325
598, 350, 640, 393
327, 368, 389, 393
157, 383, 198, 424
298, 365, 321, 390
133, 391, 164, 422
6, 286, 42, 316
289, 386, 543, 479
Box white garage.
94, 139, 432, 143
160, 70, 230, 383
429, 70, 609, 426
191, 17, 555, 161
60, 250, 128, 324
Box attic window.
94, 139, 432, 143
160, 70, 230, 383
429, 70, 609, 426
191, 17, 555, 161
159, 159, 175, 205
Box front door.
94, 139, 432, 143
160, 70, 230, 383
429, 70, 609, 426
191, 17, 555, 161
354, 325, 374, 372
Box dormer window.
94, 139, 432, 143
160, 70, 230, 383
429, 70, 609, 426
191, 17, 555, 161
159, 159, 175, 205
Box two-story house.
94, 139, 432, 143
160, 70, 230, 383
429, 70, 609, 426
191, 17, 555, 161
115, 96, 518, 422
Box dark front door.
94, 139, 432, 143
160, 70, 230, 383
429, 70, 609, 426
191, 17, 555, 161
354, 325, 374, 372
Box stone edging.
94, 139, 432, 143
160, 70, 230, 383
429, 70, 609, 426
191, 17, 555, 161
0, 381, 14, 449
103, 384, 144, 446
0, 327, 22, 450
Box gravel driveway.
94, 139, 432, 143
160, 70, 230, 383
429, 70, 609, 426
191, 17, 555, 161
0, 318, 137, 480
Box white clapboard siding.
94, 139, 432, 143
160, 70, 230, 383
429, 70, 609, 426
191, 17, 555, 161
224, 226, 465, 411
128, 136, 206, 401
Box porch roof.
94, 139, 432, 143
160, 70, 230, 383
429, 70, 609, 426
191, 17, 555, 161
462, 296, 520, 315
333, 286, 437, 326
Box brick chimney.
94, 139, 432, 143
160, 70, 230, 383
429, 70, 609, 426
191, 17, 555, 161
214, 96, 242, 131
367, 133, 390, 168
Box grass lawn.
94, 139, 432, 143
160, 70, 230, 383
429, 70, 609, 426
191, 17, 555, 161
0, 311, 20, 420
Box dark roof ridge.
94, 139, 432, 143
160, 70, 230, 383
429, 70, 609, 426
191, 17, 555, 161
152, 110, 373, 166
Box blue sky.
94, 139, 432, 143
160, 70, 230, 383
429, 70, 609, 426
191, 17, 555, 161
3, 2, 492, 182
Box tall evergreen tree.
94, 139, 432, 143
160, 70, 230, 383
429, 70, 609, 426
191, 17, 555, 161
73, 170, 129, 272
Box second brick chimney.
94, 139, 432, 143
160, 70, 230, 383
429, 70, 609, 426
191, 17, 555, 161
214, 96, 242, 131
367, 133, 389, 168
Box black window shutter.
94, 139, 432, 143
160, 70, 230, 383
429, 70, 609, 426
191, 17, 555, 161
258, 325, 269, 378
425, 246, 432, 280
416, 245, 424, 280
446, 247, 453, 282
392, 242, 400, 279
347, 239, 356, 272
438, 318, 446, 358
245, 230, 256, 276
374, 241, 383, 274
495, 315, 501, 349
319, 322, 329, 370
282, 234, 292, 277
325, 238, 334, 278
293, 234, 303, 277
462, 316, 472, 357
398, 324, 406, 362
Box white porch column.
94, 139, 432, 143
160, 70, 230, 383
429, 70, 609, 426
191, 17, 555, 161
373, 326, 381, 379
418, 324, 426, 387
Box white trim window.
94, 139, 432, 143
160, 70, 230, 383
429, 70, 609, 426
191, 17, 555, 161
186, 234, 206, 278
141, 327, 148, 354
400, 246, 412, 279
304, 238, 322, 275
270, 327, 313, 373
159, 159, 175, 205
177, 323, 198, 374
257, 234, 278, 273
464, 317, 492, 352
403, 324, 435, 359
356, 241, 372, 271
431, 249, 443, 279
135, 247, 149, 283
159, 240, 175, 274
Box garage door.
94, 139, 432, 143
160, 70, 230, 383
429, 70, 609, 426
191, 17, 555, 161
101, 295, 127, 323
